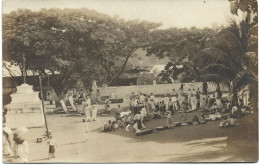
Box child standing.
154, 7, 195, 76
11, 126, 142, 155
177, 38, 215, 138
166, 111, 172, 128
47, 135, 57, 160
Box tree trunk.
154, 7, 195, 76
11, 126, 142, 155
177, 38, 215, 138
52, 85, 68, 113
232, 88, 238, 105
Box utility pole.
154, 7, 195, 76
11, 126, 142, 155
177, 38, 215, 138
39, 76, 50, 138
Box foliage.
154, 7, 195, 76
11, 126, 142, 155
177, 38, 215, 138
146, 27, 215, 59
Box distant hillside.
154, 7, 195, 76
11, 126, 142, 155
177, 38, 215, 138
128, 49, 170, 68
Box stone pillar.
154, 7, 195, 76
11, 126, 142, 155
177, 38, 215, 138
5, 83, 45, 128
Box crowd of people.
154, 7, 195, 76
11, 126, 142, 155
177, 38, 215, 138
64, 88, 97, 121
100, 84, 251, 133
64, 89, 91, 111
3, 84, 252, 162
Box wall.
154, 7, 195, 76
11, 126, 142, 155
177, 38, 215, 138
96, 82, 229, 99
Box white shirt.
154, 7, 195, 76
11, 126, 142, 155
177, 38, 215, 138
171, 96, 177, 102
150, 95, 155, 101
48, 138, 56, 146
133, 99, 138, 107
141, 108, 147, 116
163, 97, 169, 102
140, 95, 145, 102
86, 98, 91, 106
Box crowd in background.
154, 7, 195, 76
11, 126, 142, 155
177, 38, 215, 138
100, 84, 251, 133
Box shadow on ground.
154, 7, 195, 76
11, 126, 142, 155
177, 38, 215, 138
101, 110, 258, 162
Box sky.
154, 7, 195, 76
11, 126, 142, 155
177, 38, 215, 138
2, 0, 244, 29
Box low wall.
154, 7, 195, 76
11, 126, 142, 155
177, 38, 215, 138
97, 82, 229, 99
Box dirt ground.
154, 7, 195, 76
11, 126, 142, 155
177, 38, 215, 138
3, 109, 258, 163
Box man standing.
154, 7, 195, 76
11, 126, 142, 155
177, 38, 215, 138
163, 94, 169, 111
187, 88, 192, 107
171, 94, 178, 111
150, 93, 155, 110
132, 97, 139, 115
196, 87, 201, 109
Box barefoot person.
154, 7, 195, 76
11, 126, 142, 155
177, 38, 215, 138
47, 135, 57, 159
166, 111, 172, 128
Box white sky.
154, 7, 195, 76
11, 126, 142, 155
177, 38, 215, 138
3, 0, 244, 28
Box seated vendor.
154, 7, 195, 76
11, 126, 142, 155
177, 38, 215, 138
133, 112, 145, 132
220, 117, 229, 127
199, 114, 206, 123
102, 120, 113, 132
115, 112, 122, 121
210, 103, 218, 114
99, 104, 111, 115
192, 115, 200, 125
230, 105, 238, 118
116, 105, 123, 113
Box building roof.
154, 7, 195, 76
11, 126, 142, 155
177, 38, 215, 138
3, 62, 59, 77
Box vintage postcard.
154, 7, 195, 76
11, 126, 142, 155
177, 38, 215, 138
2, 0, 258, 163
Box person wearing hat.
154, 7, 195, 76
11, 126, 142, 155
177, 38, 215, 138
13, 132, 29, 162
47, 135, 57, 159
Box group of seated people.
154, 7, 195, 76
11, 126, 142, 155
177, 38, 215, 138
220, 116, 239, 128
100, 88, 251, 132
101, 106, 148, 133
98, 99, 112, 115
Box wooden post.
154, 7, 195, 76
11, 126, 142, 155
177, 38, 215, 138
39, 76, 50, 138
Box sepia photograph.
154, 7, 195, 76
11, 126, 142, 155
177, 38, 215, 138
2, 0, 258, 163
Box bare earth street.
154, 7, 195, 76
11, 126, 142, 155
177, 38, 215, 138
4, 109, 258, 163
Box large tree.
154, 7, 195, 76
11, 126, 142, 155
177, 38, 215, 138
2, 9, 107, 100
3, 8, 161, 99
87, 18, 161, 84
156, 20, 254, 105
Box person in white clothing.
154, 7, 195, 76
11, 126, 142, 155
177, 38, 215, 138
139, 93, 145, 104
150, 93, 155, 110
132, 97, 139, 114
84, 96, 92, 121
163, 94, 169, 111
171, 95, 178, 111
191, 94, 196, 110
13, 133, 29, 163
86, 96, 91, 107
47, 135, 57, 159
140, 106, 147, 118
68, 94, 76, 111
92, 105, 97, 121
